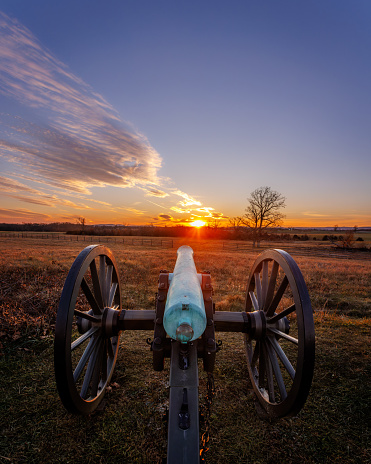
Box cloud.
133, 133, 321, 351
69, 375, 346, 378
0, 12, 162, 193
0, 12, 227, 224
0, 175, 92, 208
144, 188, 169, 198
124, 207, 146, 215
170, 206, 191, 214
153, 213, 189, 224
302, 211, 328, 217
173, 190, 202, 207
0, 207, 51, 221
196, 207, 214, 216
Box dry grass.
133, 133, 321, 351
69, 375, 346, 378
0, 236, 370, 463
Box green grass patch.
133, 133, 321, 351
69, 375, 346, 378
1, 321, 370, 463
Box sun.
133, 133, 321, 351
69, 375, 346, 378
190, 220, 206, 228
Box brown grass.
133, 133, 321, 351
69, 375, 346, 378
0, 235, 370, 463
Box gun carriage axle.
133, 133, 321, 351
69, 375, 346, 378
54, 244, 315, 463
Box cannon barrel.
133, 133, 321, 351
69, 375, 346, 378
163, 245, 206, 343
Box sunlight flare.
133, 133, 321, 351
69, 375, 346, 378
190, 220, 206, 228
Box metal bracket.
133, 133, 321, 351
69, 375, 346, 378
152, 272, 169, 370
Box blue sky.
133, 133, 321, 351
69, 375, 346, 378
0, 1, 370, 226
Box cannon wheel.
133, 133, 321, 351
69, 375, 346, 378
54, 245, 121, 414
244, 249, 315, 419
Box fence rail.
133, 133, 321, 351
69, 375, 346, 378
0, 233, 173, 248
1, 233, 369, 260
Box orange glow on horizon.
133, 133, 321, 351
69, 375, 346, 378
190, 220, 206, 228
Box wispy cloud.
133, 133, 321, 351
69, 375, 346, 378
170, 206, 191, 214
0, 12, 161, 193
157, 214, 172, 221
0, 175, 91, 208
0, 207, 51, 221
124, 207, 146, 215
173, 190, 202, 207
145, 188, 169, 198
302, 211, 328, 217
0, 12, 226, 224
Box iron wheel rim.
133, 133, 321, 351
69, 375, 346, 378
244, 249, 315, 418
54, 245, 121, 414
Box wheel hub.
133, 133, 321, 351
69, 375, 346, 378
248, 311, 266, 339
248, 310, 290, 340
76, 307, 120, 338
102, 306, 121, 338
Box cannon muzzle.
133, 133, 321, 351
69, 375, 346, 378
163, 246, 207, 343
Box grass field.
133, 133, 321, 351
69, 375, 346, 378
0, 236, 370, 463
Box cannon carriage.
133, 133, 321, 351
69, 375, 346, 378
54, 244, 315, 463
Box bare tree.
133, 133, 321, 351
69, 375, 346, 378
76, 216, 86, 234
207, 218, 222, 229
228, 216, 244, 230
242, 186, 286, 247
228, 216, 245, 238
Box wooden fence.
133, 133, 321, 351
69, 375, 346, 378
0, 233, 173, 248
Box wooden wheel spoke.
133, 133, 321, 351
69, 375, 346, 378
108, 282, 118, 307
251, 340, 260, 368
258, 345, 266, 389
90, 339, 104, 397
266, 339, 287, 400
73, 335, 99, 382
107, 338, 114, 359
261, 261, 269, 309
266, 275, 288, 317
105, 265, 113, 305
71, 326, 99, 351
269, 336, 295, 380
267, 327, 298, 345
255, 272, 262, 309
249, 291, 260, 311
264, 261, 279, 312
90, 259, 104, 308
267, 304, 296, 324
81, 277, 101, 315
262, 342, 275, 402
99, 256, 107, 306
80, 338, 102, 399
74, 309, 101, 323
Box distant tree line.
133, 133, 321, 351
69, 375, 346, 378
0, 222, 369, 250
0, 222, 80, 232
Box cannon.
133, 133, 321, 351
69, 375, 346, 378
54, 244, 315, 463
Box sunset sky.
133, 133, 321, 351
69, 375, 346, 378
0, 1, 370, 227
